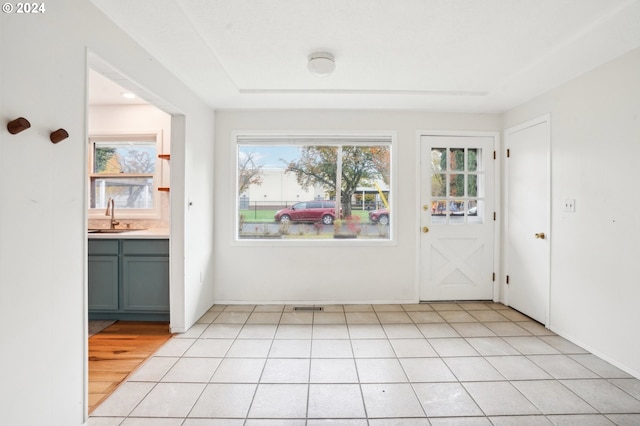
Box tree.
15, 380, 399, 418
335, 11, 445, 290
431, 149, 446, 197
94, 146, 116, 173
238, 151, 263, 195
285, 145, 390, 217
118, 149, 155, 207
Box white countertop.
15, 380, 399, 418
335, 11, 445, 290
88, 228, 169, 239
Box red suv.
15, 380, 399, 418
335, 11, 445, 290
275, 200, 337, 225
369, 208, 390, 225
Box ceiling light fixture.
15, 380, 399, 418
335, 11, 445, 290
121, 92, 136, 99
307, 52, 335, 77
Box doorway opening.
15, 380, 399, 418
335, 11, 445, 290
86, 52, 177, 413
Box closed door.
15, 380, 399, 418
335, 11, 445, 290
420, 135, 496, 301
505, 116, 550, 324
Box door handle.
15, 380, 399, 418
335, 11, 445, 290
422, 226, 429, 233
535, 232, 545, 239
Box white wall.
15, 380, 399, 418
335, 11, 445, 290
0, 1, 215, 424
214, 110, 501, 303
181, 110, 216, 332
504, 47, 640, 377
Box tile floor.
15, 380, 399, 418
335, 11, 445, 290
89, 302, 640, 425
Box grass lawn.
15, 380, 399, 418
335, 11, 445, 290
239, 209, 278, 222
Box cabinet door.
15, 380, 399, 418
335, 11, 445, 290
88, 255, 119, 311
122, 256, 169, 312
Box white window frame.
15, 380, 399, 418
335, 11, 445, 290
232, 131, 397, 246
88, 131, 164, 220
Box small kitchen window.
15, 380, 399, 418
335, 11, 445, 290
88, 133, 163, 219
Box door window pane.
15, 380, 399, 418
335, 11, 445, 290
448, 148, 464, 171
432, 174, 446, 197
467, 174, 478, 197
432, 148, 446, 171
468, 148, 479, 171
448, 174, 465, 197
450, 200, 466, 224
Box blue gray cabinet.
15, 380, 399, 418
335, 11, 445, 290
88, 240, 119, 312
88, 238, 169, 321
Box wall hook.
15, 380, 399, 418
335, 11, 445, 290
50, 128, 69, 144
7, 117, 31, 134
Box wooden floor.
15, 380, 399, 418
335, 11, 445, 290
88, 321, 173, 413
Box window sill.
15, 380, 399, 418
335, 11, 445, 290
232, 235, 396, 247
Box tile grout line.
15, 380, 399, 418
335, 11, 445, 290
346, 305, 371, 421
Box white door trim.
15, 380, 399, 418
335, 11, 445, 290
415, 130, 501, 302
503, 114, 552, 325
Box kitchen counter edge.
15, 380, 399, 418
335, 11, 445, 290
88, 228, 169, 239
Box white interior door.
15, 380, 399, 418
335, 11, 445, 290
505, 116, 550, 324
420, 135, 496, 301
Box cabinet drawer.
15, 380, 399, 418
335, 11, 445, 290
88, 240, 119, 255
122, 239, 169, 256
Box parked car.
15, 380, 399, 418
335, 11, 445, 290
450, 206, 478, 216
369, 208, 390, 225
274, 200, 337, 225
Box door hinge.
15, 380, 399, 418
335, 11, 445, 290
492, 272, 496, 282
493, 150, 496, 160
506, 275, 510, 285
493, 212, 496, 221
506, 148, 510, 158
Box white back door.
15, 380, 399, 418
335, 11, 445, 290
420, 135, 496, 301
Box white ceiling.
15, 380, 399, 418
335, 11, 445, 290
89, 0, 640, 112
89, 69, 149, 106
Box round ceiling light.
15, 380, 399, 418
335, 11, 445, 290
307, 52, 335, 77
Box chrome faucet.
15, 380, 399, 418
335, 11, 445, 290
105, 198, 119, 229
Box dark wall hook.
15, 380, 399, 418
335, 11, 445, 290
50, 128, 69, 144
7, 117, 31, 134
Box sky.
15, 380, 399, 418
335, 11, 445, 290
238, 145, 302, 169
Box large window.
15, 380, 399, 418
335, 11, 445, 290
236, 134, 393, 241
88, 134, 161, 218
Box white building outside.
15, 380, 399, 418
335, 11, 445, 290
241, 168, 324, 209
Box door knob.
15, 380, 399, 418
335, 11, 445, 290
422, 226, 429, 233
535, 232, 545, 239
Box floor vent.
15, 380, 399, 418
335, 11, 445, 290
293, 306, 323, 311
